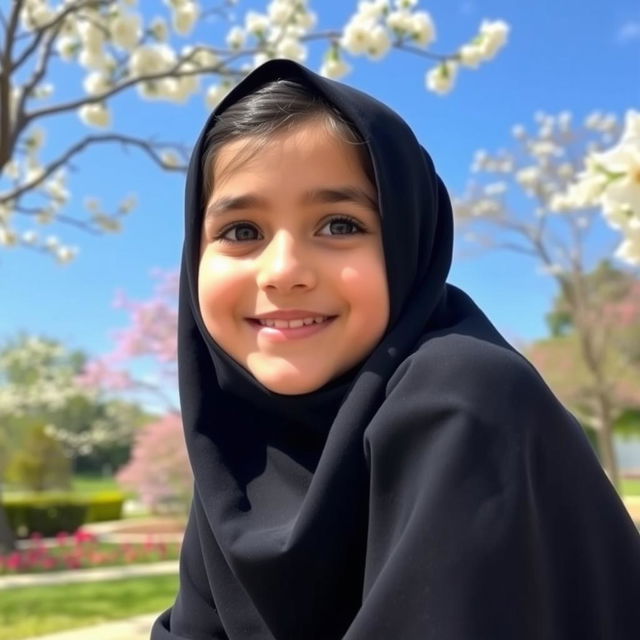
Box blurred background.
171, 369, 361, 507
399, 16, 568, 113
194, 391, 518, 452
1, 0, 639, 638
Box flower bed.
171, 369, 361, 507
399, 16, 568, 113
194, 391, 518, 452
0, 529, 180, 575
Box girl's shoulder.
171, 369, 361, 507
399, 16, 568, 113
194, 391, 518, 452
375, 324, 578, 451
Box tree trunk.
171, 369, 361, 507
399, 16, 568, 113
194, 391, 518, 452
0, 488, 16, 553
594, 395, 620, 489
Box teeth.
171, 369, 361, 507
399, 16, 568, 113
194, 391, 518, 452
258, 316, 329, 329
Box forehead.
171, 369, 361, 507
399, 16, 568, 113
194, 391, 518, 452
210, 120, 373, 192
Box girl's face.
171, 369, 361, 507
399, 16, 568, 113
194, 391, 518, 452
198, 119, 389, 395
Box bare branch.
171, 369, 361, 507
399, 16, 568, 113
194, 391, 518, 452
393, 41, 457, 62
0, 132, 185, 205
15, 203, 103, 235
9, 1, 110, 72
491, 240, 539, 257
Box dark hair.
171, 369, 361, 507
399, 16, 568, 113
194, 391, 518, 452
201, 80, 375, 207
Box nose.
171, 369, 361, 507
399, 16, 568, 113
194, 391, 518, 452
256, 231, 316, 292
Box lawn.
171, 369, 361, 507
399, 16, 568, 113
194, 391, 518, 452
0, 574, 179, 640
621, 477, 640, 497
72, 474, 125, 494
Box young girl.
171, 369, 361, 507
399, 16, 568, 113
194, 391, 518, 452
152, 59, 640, 639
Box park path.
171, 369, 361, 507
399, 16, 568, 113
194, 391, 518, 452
0, 559, 178, 590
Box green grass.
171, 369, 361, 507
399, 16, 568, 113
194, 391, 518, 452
621, 477, 640, 497
0, 574, 179, 640
72, 474, 124, 494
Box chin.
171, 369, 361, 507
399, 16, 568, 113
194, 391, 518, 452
249, 364, 326, 395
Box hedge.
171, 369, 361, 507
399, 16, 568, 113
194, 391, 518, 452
2, 491, 125, 537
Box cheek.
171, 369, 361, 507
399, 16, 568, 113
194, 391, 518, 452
198, 254, 249, 331
340, 257, 389, 331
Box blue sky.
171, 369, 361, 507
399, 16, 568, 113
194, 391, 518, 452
1, 0, 639, 359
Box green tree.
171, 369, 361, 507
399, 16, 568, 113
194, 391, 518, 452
5, 421, 72, 491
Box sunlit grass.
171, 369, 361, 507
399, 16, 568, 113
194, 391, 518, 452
621, 477, 640, 497
0, 574, 178, 640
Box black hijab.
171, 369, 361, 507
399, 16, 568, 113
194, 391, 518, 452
152, 60, 640, 640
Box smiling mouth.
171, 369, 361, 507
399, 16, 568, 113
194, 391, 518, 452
251, 315, 331, 329
246, 315, 337, 340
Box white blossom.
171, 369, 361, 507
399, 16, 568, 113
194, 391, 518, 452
0, 228, 18, 246
20, 0, 55, 30
150, 16, 169, 41
78, 49, 114, 72
394, 0, 418, 8
357, 0, 390, 21
294, 9, 317, 30
365, 25, 391, 59
409, 11, 435, 47
78, 103, 111, 128
188, 47, 219, 69
245, 11, 270, 35
267, 0, 294, 25
458, 43, 484, 69
226, 26, 246, 50
426, 61, 458, 95
22, 230, 38, 245
110, 12, 142, 50
615, 233, 640, 265
27, 127, 46, 151
515, 166, 541, 192
55, 246, 77, 264
4, 161, 20, 180
275, 37, 307, 62
83, 72, 111, 96
320, 55, 352, 79
205, 83, 231, 110
56, 36, 77, 61
477, 19, 509, 60
341, 17, 376, 55
173, 2, 200, 35
161, 150, 181, 167
386, 10, 413, 35
44, 235, 59, 249
484, 181, 507, 196
129, 44, 177, 77
78, 20, 106, 54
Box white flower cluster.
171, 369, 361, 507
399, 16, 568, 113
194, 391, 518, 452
1, 125, 78, 261
339, 1, 433, 64
205, 0, 319, 108
0, 337, 93, 416
428, 19, 509, 95
552, 110, 640, 265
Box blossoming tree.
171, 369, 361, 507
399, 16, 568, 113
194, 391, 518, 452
0, 0, 509, 261
453, 110, 640, 486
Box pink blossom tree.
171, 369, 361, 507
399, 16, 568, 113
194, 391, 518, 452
78, 269, 179, 411
80, 269, 190, 512
116, 413, 192, 514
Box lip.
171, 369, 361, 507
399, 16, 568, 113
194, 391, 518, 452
246, 315, 337, 342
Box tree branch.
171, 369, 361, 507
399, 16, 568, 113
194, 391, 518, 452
15, 203, 103, 235
0, 133, 185, 204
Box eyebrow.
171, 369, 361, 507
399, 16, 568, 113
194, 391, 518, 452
204, 186, 378, 220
